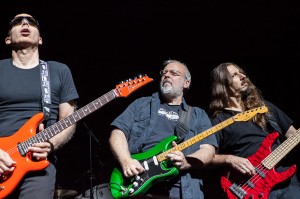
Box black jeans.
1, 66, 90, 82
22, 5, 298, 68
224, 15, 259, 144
7, 162, 56, 199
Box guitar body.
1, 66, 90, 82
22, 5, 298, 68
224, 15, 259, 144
0, 113, 49, 198
0, 75, 154, 198
221, 132, 297, 199
110, 136, 179, 199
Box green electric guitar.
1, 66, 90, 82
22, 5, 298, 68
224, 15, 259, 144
110, 106, 268, 198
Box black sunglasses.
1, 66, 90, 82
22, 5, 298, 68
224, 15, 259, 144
9, 16, 39, 30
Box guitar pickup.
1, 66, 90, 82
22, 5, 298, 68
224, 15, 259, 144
143, 161, 149, 170
255, 167, 266, 178
153, 156, 158, 165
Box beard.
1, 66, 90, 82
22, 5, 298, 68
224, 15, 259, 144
241, 85, 250, 99
160, 82, 182, 99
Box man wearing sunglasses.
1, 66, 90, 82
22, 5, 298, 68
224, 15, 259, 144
0, 13, 79, 198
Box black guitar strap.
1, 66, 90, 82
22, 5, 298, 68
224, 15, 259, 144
175, 105, 192, 142
39, 60, 51, 121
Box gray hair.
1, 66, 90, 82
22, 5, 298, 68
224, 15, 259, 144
162, 59, 191, 89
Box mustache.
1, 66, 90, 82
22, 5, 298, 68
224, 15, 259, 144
162, 79, 172, 85
241, 77, 249, 85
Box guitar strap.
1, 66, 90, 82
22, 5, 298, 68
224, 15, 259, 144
175, 105, 192, 142
39, 60, 51, 121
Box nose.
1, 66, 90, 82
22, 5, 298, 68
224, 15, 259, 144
239, 73, 246, 80
161, 73, 170, 80
21, 18, 30, 26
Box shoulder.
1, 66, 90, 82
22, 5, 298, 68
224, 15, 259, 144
46, 61, 68, 68
126, 93, 159, 111
131, 95, 152, 105
264, 100, 290, 120
134, 92, 159, 103
265, 100, 282, 113
0, 59, 11, 66
189, 106, 210, 119
0, 59, 12, 73
265, 100, 275, 108
191, 106, 206, 114
45, 60, 72, 73
211, 109, 233, 122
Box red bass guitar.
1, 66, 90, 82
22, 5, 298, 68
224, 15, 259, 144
0, 75, 153, 199
221, 129, 300, 199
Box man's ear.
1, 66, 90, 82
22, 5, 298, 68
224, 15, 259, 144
5, 36, 11, 45
39, 37, 43, 45
184, 79, 190, 89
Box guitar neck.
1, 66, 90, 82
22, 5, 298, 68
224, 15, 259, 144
24, 89, 117, 144
157, 117, 235, 162
262, 129, 300, 169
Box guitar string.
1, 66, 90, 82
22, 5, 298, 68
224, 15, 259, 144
113, 107, 262, 197
159, 108, 262, 161
237, 132, 299, 195
242, 133, 298, 192
239, 157, 285, 193
7, 107, 252, 163
4, 90, 123, 168
4, 91, 118, 157
1, 77, 151, 199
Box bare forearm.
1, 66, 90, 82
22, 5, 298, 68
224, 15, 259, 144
49, 101, 77, 151
211, 154, 256, 175
185, 144, 215, 169
49, 124, 76, 150
109, 129, 131, 163
210, 154, 231, 166
109, 129, 145, 177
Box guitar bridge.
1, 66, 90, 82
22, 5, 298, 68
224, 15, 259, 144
230, 183, 246, 199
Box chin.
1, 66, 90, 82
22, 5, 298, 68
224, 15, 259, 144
161, 86, 172, 93
241, 87, 248, 91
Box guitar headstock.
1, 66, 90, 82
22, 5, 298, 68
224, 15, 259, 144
114, 74, 154, 97
233, 106, 268, 122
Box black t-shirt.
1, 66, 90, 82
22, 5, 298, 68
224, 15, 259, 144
204, 101, 298, 199
211, 101, 293, 158
0, 58, 79, 137
141, 103, 180, 152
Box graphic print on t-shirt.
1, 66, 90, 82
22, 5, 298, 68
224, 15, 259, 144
140, 104, 180, 152
158, 107, 179, 121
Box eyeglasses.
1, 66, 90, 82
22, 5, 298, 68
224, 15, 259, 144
9, 16, 39, 30
159, 69, 184, 77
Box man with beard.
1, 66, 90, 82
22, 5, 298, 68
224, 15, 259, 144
109, 59, 217, 199
204, 62, 300, 199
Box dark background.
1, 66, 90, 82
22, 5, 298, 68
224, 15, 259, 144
1, 0, 300, 195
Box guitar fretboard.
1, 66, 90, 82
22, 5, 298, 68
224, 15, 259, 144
263, 129, 300, 169
18, 90, 117, 155
156, 106, 268, 162
157, 117, 235, 162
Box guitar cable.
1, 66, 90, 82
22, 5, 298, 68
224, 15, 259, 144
109, 182, 128, 192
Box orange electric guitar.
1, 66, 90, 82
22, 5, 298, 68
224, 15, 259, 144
0, 75, 153, 199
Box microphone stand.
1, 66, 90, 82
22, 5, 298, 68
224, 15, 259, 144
83, 122, 102, 199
